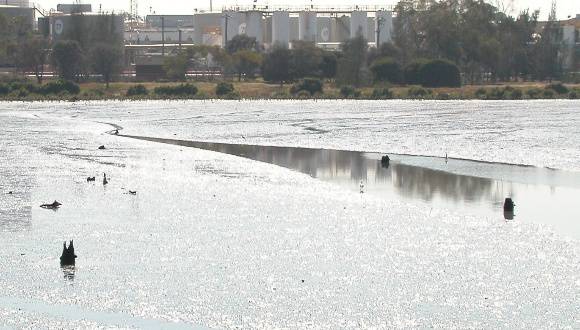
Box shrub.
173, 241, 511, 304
407, 86, 431, 99
436, 93, 451, 100
154, 83, 198, 96
290, 78, 323, 96
418, 59, 461, 88
569, 91, 578, 99
509, 89, 523, 100
486, 87, 506, 100
371, 88, 394, 99
546, 83, 569, 94
126, 84, 149, 96
542, 89, 555, 99
296, 90, 312, 99
370, 57, 402, 83
40, 80, 80, 95
403, 59, 428, 85
215, 82, 235, 96
526, 88, 542, 99
0, 83, 10, 95
474, 88, 487, 99
9, 81, 37, 93
340, 85, 359, 98
222, 91, 241, 99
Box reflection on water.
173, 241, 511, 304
122, 135, 580, 240
62, 266, 75, 282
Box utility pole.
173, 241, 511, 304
210, 0, 213, 12
178, 29, 182, 49
161, 16, 165, 56
376, 16, 384, 48
223, 13, 231, 48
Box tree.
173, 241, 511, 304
320, 51, 338, 79
90, 43, 123, 87
163, 51, 189, 81
226, 34, 260, 54
232, 50, 262, 81
52, 40, 84, 81
370, 57, 402, 83
337, 30, 368, 86
262, 43, 292, 85
13, 36, 49, 84
534, 1, 563, 80
419, 59, 461, 87
290, 40, 322, 78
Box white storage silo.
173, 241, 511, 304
245, 11, 263, 44
298, 11, 317, 42
272, 11, 290, 47
375, 10, 393, 45
221, 10, 243, 46
350, 11, 367, 39
5, 0, 30, 7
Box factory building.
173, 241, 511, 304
186, 8, 395, 49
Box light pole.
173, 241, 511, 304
222, 13, 231, 47
376, 16, 384, 48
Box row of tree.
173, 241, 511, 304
392, 0, 567, 82
1, 0, 570, 87
1, 13, 124, 86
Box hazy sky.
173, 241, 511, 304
36, 0, 580, 20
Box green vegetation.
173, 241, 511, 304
291, 78, 323, 96
126, 84, 149, 97
215, 82, 235, 96
153, 83, 198, 97
370, 57, 402, 84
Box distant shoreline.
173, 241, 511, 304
1, 81, 579, 102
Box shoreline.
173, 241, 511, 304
1, 81, 579, 102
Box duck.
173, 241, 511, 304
381, 155, 390, 168
128, 190, 137, 195
40, 200, 62, 209
60, 240, 77, 266
503, 198, 515, 212
98, 145, 106, 150
103, 173, 108, 185
86, 176, 96, 182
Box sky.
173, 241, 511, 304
35, 0, 580, 20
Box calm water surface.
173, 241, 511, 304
120, 134, 580, 240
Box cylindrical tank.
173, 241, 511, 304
331, 15, 350, 43
350, 11, 367, 39
298, 11, 317, 42
221, 10, 243, 47
317, 16, 331, 43
375, 10, 393, 45
245, 11, 263, 44
272, 11, 290, 47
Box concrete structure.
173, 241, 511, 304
135, 54, 165, 80
56, 4, 92, 14
375, 10, 393, 45
245, 11, 263, 44
560, 16, 580, 71
125, 29, 195, 45
146, 15, 194, 29
272, 11, 290, 47
38, 13, 124, 44
3, 0, 29, 7
0, 5, 35, 27
221, 10, 243, 46
192, 13, 221, 46
298, 11, 317, 42
350, 11, 367, 39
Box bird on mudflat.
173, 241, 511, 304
40, 201, 62, 209
103, 173, 109, 185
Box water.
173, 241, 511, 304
119, 135, 580, 240
1, 101, 579, 328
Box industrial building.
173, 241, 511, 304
185, 7, 395, 49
